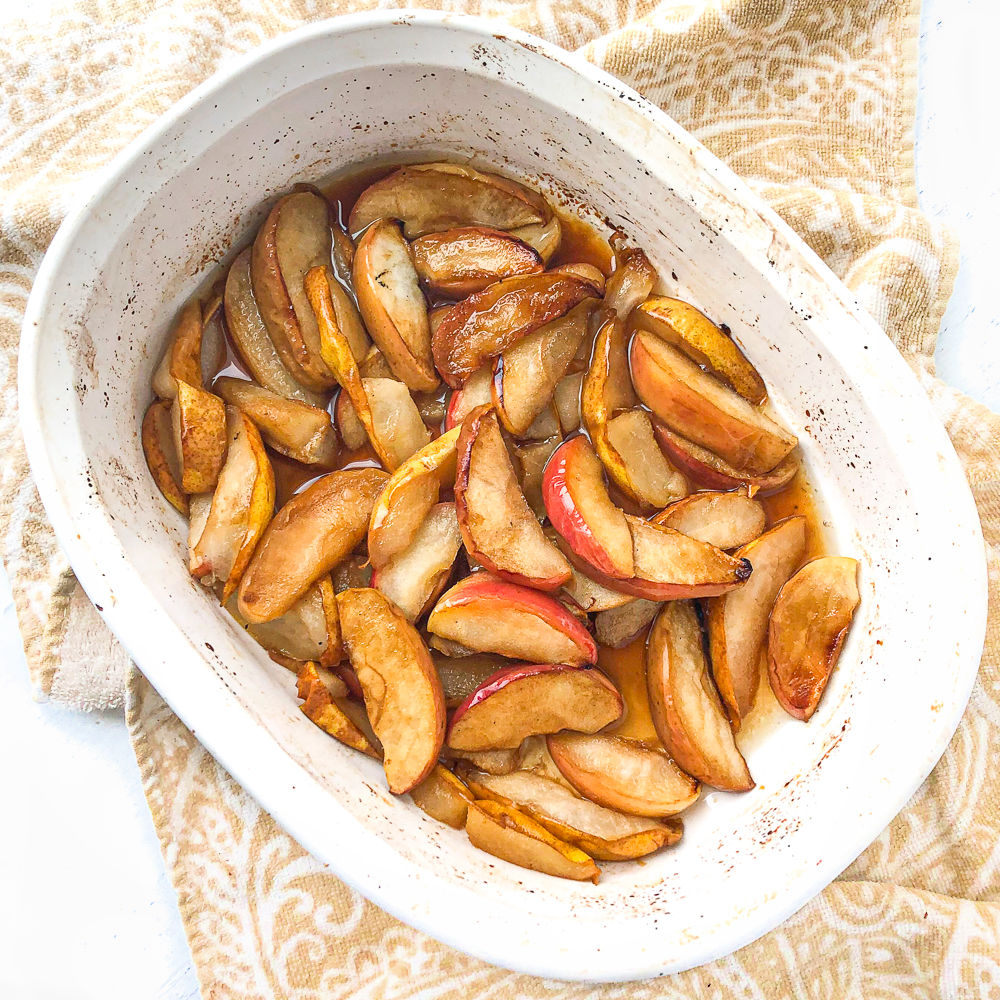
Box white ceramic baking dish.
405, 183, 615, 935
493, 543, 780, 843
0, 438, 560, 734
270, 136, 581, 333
19, 12, 988, 981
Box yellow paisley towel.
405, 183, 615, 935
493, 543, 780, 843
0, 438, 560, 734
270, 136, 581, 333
3, 0, 998, 995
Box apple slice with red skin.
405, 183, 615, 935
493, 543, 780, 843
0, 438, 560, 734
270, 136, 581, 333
296, 660, 381, 759
768, 557, 860, 721
631, 331, 796, 475
372, 502, 461, 622
652, 488, 765, 550
427, 573, 598, 667
594, 598, 661, 648
647, 600, 753, 791
337, 587, 445, 794
653, 423, 799, 496
409, 764, 475, 828
142, 399, 188, 515
447, 662, 622, 751
443, 366, 492, 431
455, 406, 570, 591
412, 226, 543, 297
237, 468, 388, 623
432, 651, 510, 709
431, 271, 602, 388
705, 516, 807, 728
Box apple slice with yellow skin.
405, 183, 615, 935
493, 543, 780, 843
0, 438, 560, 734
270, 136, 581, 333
768, 557, 860, 721
547, 733, 699, 818
333, 388, 367, 451
511, 436, 561, 521
337, 588, 446, 793
171, 379, 227, 494
604, 409, 687, 508
455, 406, 570, 592
409, 764, 474, 828
632, 297, 766, 404
603, 236, 656, 320
349, 162, 549, 239
189, 405, 275, 599
353, 219, 437, 392
491, 299, 595, 436
647, 601, 753, 791
296, 660, 381, 759
705, 516, 807, 728
412, 226, 543, 297
372, 502, 461, 622
152, 299, 204, 400
542, 435, 634, 580
466, 798, 600, 882
653, 422, 799, 496
251, 190, 337, 391
142, 399, 188, 515
594, 598, 661, 648
443, 366, 492, 430
447, 663, 622, 752
467, 770, 682, 862
224, 248, 328, 408
552, 371, 583, 435
215, 377, 338, 467
432, 271, 603, 388
427, 573, 598, 666
432, 651, 510, 709
652, 489, 765, 550
509, 214, 562, 263
237, 468, 388, 623
631, 331, 797, 475
368, 426, 460, 570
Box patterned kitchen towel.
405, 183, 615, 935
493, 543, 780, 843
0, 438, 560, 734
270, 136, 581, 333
3, 0, 998, 995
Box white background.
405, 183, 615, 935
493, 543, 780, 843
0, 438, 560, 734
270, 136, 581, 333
0, 2, 997, 998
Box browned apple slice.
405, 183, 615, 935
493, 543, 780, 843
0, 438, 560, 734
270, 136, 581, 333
466, 799, 600, 882
447, 663, 622, 751
358, 346, 397, 380
189, 406, 275, 599
549, 263, 606, 294
142, 399, 188, 515
511, 436, 561, 521
632, 297, 766, 404
199, 295, 226, 384
432, 651, 510, 708
171, 380, 227, 494
509, 214, 562, 262
409, 764, 474, 828
323, 272, 371, 362
562, 566, 634, 613
152, 299, 204, 400
337, 587, 446, 794
542, 435, 634, 579
353, 219, 437, 391
653, 423, 800, 496
223, 248, 328, 408
647, 601, 753, 790
372, 502, 461, 621
349, 162, 549, 239
467, 770, 681, 861
427, 574, 598, 666
767, 557, 860, 721
594, 599, 661, 648
605, 409, 687, 508
491, 299, 594, 435
364, 377, 432, 466
443, 366, 492, 430
705, 516, 807, 727
412, 226, 543, 297
333, 389, 366, 451
432, 271, 602, 388
652, 489, 765, 550
631, 332, 796, 475
251, 190, 336, 391
455, 406, 570, 591
452, 748, 520, 775
332, 227, 355, 280
547, 733, 699, 818
296, 660, 380, 759
520, 404, 561, 441
552, 371, 583, 434
603, 237, 656, 320
237, 468, 388, 623
367, 426, 460, 570
215, 377, 338, 467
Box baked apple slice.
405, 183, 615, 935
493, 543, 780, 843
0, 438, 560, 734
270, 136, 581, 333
296, 660, 380, 759
632, 297, 766, 404
333, 388, 366, 451
647, 601, 753, 790
705, 516, 807, 727
511, 436, 562, 521
455, 406, 570, 591
631, 331, 796, 474
142, 399, 188, 515
603, 236, 656, 320
447, 662, 622, 751
372, 502, 461, 621
604, 409, 687, 508
358, 345, 397, 380
427, 574, 598, 666
353, 219, 437, 391
552, 371, 583, 434
449, 747, 520, 776
251, 190, 337, 391
409, 765, 474, 828
652, 489, 765, 550
432, 651, 510, 709
431, 271, 602, 388
594, 599, 661, 648
768, 557, 860, 721
215, 377, 338, 467
171, 379, 227, 494
336, 587, 446, 794
465, 799, 600, 883
547, 733, 699, 818
443, 366, 492, 430
412, 226, 543, 297
151, 299, 204, 400
508, 213, 562, 262
237, 468, 388, 623
363, 377, 432, 467
562, 565, 635, 613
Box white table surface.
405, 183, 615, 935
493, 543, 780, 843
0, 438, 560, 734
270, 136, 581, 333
1, 3, 997, 998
